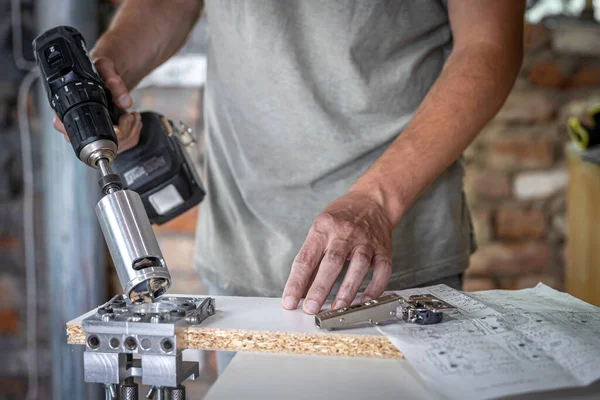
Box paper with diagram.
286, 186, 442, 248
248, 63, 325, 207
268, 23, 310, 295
377, 283, 600, 400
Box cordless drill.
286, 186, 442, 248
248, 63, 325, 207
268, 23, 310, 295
33, 26, 205, 302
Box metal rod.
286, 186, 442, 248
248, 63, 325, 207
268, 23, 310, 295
104, 384, 116, 400
155, 387, 166, 400
97, 158, 113, 177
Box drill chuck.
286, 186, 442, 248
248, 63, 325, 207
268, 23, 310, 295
96, 189, 171, 302
33, 26, 118, 167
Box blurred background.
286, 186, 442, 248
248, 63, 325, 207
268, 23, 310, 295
0, 0, 599, 399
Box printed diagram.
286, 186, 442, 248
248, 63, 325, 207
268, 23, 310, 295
430, 286, 491, 314
500, 312, 555, 331
504, 336, 552, 363
423, 342, 516, 375
467, 293, 526, 314
400, 319, 486, 342
551, 311, 600, 334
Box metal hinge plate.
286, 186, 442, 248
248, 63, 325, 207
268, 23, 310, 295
315, 293, 455, 331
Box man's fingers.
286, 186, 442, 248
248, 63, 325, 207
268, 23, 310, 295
361, 254, 392, 302
94, 58, 132, 109
116, 112, 142, 153
332, 245, 373, 310
303, 240, 350, 315
53, 114, 67, 136
282, 233, 325, 310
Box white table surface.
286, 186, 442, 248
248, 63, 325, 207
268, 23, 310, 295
205, 352, 600, 400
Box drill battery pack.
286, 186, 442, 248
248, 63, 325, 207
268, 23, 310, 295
110, 112, 205, 225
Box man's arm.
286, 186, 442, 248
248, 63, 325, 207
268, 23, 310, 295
282, 1, 525, 314
91, 0, 203, 97
54, 0, 203, 151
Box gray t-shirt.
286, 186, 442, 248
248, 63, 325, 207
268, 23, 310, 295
194, 0, 475, 297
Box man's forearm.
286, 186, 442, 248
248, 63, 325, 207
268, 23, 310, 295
91, 0, 203, 90
349, 42, 523, 226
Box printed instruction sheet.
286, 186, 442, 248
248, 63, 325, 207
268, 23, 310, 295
377, 283, 600, 399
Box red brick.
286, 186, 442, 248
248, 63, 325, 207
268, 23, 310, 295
0, 276, 18, 311
471, 209, 492, 246
495, 208, 547, 240
463, 278, 496, 292
524, 24, 550, 51
468, 242, 551, 277
464, 170, 511, 201
487, 136, 553, 171
568, 65, 600, 88
0, 236, 17, 249
0, 310, 19, 335
494, 92, 557, 123
154, 206, 199, 234
515, 274, 561, 290
0, 378, 26, 400
527, 62, 568, 88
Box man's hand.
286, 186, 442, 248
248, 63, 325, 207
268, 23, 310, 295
52, 58, 142, 153
282, 191, 394, 314
281, 1, 524, 315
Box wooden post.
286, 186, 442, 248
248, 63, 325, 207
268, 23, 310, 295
566, 144, 600, 306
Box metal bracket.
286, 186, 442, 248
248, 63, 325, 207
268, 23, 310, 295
81, 295, 215, 398
315, 293, 455, 330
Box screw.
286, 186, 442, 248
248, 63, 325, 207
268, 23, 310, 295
207, 304, 215, 315
339, 318, 345, 323
185, 314, 200, 324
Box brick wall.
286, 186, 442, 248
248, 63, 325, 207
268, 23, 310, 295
463, 22, 600, 292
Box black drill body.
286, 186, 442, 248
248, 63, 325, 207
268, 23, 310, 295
33, 25, 205, 224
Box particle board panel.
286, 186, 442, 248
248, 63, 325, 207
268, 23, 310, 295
67, 295, 403, 359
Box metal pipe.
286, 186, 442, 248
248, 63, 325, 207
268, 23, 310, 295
36, 1, 104, 399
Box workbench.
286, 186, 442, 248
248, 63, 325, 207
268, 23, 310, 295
68, 295, 600, 399
206, 352, 600, 400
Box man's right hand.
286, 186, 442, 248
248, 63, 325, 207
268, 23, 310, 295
52, 57, 142, 153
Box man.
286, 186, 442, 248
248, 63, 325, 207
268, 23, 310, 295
55, 0, 523, 369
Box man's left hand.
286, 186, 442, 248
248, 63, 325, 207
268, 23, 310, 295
282, 191, 394, 314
